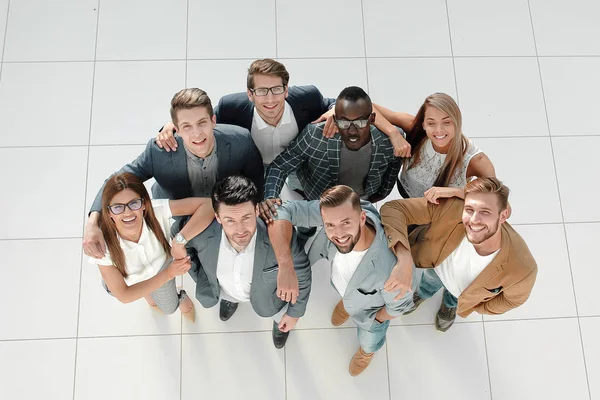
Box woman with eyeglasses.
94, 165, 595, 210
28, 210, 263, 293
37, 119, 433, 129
88, 172, 213, 321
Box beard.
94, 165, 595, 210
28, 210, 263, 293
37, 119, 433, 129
466, 218, 500, 245
332, 228, 362, 254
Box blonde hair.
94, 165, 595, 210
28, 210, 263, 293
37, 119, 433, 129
170, 88, 213, 124
247, 59, 290, 89
464, 177, 510, 211
406, 93, 469, 187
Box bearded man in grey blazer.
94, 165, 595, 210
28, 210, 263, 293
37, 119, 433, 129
185, 175, 311, 349
268, 185, 417, 376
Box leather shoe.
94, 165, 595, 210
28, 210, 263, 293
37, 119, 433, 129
402, 292, 426, 315
435, 303, 456, 332
331, 300, 349, 326
219, 299, 238, 321
272, 321, 290, 349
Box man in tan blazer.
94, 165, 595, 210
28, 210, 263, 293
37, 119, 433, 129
380, 177, 537, 332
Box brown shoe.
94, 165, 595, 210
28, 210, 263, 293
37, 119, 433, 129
331, 300, 349, 326
349, 347, 374, 376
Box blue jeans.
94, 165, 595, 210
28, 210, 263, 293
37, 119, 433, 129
357, 320, 390, 353
417, 269, 458, 309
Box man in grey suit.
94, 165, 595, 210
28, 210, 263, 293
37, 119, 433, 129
82, 88, 264, 259
268, 185, 417, 375
186, 175, 311, 349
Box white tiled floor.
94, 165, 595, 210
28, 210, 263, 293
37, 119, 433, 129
0, 1, 597, 399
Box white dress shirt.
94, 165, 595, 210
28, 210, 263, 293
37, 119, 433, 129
216, 230, 258, 302
251, 101, 299, 165
434, 236, 500, 298
331, 248, 369, 297
89, 199, 173, 286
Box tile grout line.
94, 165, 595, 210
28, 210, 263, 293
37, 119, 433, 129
480, 320, 494, 400
443, 0, 460, 104
359, 0, 370, 93
283, 342, 288, 400
72, 1, 101, 400
384, 341, 392, 400
526, 1, 592, 398
274, 0, 278, 59
0, 0, 11, 78
181, 2, 189, 399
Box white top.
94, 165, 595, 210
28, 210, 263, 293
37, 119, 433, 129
89, 199, 173, 286
434, 236, 500, 298
251, 101, 299, 165
216, 230, 258, 302
400, 138, 482, 198
331, 248, 369, 297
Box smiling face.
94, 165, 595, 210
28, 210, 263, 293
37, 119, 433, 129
320, 200, 366, 254
423, 105, 456, 152
108, 188, 146, 240
175, 106, 217, 158
462, 192, 508, 245
215, 201, 259, 251
247, 74, 288, 125
335, 99, 374, 151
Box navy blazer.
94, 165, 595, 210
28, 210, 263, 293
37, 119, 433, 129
90, 124, 264, 213
214, 85, 336, 133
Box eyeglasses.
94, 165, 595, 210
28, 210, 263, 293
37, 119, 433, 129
108, 198, 144, 215
334, 118, 370, 129
250, 85, 286, 97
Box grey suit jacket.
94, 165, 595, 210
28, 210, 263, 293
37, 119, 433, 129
186, 218, 312, 319
273, 200, 416, 330
90, 124, 264, 213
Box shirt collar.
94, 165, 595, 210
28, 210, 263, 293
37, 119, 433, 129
118, 219, 149, 248
253, 100, 291, 130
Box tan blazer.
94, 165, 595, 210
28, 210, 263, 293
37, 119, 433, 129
380, 197, 537, 318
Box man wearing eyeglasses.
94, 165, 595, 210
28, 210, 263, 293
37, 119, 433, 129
261, 86, 402, 223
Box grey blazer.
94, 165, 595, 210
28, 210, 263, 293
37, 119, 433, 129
90, 124, 264, 213
186, 218, 312, 319
273, 200, 416, 330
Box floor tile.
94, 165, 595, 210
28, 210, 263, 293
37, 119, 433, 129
0, 147, 87, 239
186, 59, 254, 106
96, 0, 187, 61
367, 57, 457, 113
3, 0, 97, 62
447, 0, 535, 56
75, 336, 180, 400
276, 0, 364, 58
485, 319, 589, 400
188, 0, 275, 60
539, 57, 600, 136
565, 223, 600, 316
181, 273, 273, 334
363, 0, 451, 57
91, 61, 185, 145
79, 251, 182, 337
0, 239, 81, 340
484, 224, 576, 321
530, 0, 600, 56
0, 339, 76, 400
285, 329, 390, 400
580, 317, 600, 400
387, 324, 490, 400
473, 137, 562, 224
282, 58, 367, 100
182, 332, 285, 400
0, 62, 93, 146
0, 0, 8, 62
455, 57, 547, 137
552, 136, 600, 223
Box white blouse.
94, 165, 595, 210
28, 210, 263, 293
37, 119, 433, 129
399, 138, 482, 198
89, 199, 173, 286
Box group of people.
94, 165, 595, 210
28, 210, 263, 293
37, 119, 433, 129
84, 58, 538, 377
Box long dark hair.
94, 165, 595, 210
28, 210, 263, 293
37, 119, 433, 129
405, 93, 469, 188
99, 173, 171, 277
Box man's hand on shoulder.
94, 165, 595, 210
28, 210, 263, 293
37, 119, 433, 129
155, 122, 178, 152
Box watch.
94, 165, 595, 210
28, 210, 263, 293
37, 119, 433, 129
174, 233, 188, 245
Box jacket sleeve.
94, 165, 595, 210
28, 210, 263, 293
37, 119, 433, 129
272, 200, 323, 229
263, 124, 314, 199
285, 231, 312, 318
89, 139, 156, 213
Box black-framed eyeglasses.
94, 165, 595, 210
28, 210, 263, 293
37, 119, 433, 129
250, 85, 286, 97
334, 117, 370, 129
108, 198, 144, 215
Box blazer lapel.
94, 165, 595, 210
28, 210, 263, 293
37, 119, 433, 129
196, 223, 223, 282
215, 133, 232, 180
436, 223, 467, 266
172, 136, 193, 195
364, 127, 382, 194
327, 136, 341, 184
345, 247, 378, 295
464, 227, 510, 291
250, 222, 270, 296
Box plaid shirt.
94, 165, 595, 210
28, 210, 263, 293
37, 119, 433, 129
264, 122, 402, 200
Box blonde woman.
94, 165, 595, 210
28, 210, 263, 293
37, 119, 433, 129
89, 172, 214, 321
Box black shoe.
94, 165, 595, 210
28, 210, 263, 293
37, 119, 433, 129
402, 292, 426, 315
272, 321, 290, 349
435, 303, 457, 332
219, 299, 238, 321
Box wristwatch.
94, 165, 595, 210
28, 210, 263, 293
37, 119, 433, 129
174, 232, 188, 245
